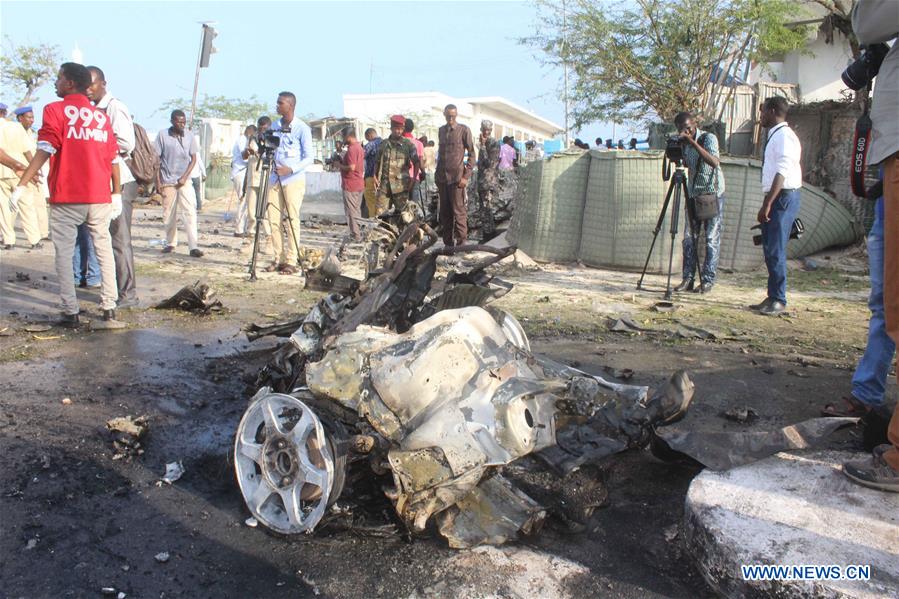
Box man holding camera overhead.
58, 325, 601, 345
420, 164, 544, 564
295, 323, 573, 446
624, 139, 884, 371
672, 112, 725, 295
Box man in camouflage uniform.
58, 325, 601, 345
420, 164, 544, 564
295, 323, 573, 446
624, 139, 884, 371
476, 120, 500, 239
374, 114, 421, 214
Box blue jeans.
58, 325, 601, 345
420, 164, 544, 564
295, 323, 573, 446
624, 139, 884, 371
72, 223, 100, 286
852, 195, 895, 407
682, 194, 724, 284
761, 189, 801, 304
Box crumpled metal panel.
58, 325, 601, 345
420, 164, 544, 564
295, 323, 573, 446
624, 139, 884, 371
436, 474, 546, 549
653, 417, 859, 471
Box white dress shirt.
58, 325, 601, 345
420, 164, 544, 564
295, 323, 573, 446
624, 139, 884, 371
762, 122, 802, 192
96, 93, 136, 185
231, 136, 248, 180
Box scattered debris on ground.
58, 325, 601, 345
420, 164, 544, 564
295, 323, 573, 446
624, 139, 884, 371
722, 406, 758, 423
153, 281, 223, 313
159, 461, 185, 485
105, 415, 149, 459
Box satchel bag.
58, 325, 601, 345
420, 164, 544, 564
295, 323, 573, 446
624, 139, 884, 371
692, 193, 719, 221
688, 132, 719, 221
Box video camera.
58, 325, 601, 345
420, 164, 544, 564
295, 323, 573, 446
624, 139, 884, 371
257, 128, 284, 156
665, 134, 684, 163
751, 218, 804, 246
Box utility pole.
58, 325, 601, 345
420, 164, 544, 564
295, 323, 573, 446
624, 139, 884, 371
562, 0, 570, 148
189, 22, 217, 128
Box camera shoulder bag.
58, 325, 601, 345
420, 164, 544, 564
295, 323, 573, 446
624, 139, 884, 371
691, 133, 719, 221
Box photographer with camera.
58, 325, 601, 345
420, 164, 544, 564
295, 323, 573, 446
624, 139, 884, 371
264, 92, 312, 275
841, 0, 899, 493
242, 116, 272, 246
672, 112, 725, 295
748, 96, 802, 316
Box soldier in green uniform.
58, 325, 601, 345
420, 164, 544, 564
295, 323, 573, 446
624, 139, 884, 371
374, 114, 421, 214
476, 120, 500, 239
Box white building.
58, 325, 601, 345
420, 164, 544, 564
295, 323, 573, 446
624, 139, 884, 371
748, 7, 855, 103
342, 92, 563, 143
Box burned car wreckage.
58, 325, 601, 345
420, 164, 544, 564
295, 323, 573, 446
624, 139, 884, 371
234, 218, 852, 548
234, 220, 695, 548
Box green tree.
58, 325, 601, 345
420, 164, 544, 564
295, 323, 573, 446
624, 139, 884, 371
0, 37, 62, 107
521, 0, 811, 127
158, 94, 270, 125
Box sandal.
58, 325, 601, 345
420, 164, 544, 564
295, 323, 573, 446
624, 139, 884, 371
821, 395, 870, 418
262, 263, 283, 273
279, 264, 298, 275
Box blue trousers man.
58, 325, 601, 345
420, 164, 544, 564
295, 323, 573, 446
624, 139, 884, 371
681, 195, 725, 293
73, 223, 100, 287
824, 193, 895, 416
754, 189, 801, 314
853, 196, 896, 408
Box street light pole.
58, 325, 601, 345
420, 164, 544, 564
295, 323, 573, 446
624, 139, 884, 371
189, 22, 217, 128
562, 0, 570, 147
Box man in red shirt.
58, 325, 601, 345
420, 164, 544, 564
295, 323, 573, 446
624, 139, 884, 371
12, 62, 122, 328
403, 118, 424, 207
338, 128, 365, 240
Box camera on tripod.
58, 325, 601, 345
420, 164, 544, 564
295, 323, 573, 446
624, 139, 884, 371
257, 129, 282, 157
665, 134, 684, 164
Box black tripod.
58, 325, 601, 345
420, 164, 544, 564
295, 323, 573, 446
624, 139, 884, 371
637, 158, 691, 300
248, 145, 302, 281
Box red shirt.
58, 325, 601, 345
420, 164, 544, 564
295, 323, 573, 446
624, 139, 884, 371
403, 132, 423, 181
38, 93, 118, 204
340, 142, 365, 192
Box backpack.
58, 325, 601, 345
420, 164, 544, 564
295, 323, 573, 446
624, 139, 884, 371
127, 123, 160, 185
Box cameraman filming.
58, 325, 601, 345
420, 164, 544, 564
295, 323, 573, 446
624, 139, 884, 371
264, 92, 312, 275
842, 0, 899, 493
672, 112, 725, 295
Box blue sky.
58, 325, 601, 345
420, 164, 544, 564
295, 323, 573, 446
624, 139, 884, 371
1, 0, 637, 144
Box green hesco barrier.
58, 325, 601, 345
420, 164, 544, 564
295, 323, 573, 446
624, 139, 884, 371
205, 162, 232, 201
505, 150, 591, 263
579, 151, 674, 272
509, 151, 861, 272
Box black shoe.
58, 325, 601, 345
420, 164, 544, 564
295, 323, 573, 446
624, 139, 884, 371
673, 279, 694, 292
699, 282, 714, 294
749, 298, 772, 311
162, 245, 175, 253
58, 313, 82, 329
189, 249, 204, 258
759, 300, 786, 316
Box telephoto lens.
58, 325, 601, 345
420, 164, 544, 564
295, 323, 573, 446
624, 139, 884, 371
841, 43, 890, 90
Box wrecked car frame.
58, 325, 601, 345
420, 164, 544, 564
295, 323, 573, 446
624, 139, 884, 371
234, 223, 695, 548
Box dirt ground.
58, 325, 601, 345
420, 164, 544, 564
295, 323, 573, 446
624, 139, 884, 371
0, 195, 892, 598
